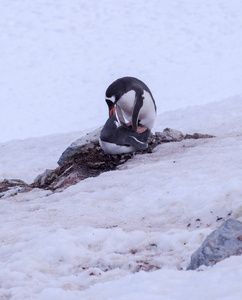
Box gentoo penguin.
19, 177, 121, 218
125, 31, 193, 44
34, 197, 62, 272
105, 77, 157, 133
99, 111, 150, 155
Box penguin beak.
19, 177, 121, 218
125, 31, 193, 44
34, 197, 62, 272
106, 99, 116, 117
110, 107, 116, 117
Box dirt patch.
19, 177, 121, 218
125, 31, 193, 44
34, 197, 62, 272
32, 145, 134, 191
0, 130, 215, 197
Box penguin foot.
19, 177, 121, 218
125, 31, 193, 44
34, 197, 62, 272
124, 123, 148, 133
137, 126, 148, 133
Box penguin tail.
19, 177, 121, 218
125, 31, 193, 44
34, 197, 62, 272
125, 136, 148, 151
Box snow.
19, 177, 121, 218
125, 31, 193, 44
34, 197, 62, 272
1, 96, 242, 299
1, 0, 242, 142
81, 256, 242, 300
1, 0, 242, 299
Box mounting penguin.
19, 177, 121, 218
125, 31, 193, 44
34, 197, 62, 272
105, 76, 157, 133
99, 76, 157, 155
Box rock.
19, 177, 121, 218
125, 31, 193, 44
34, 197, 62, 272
0, 179, 32, 198
1, 127, 215, 194
57, 127, 102, 166
155, 128, 184, 142
33, 169, 59, 188
37, 127, 215, 191
32, 147, 133, 191
35, 128, 185, 191
184, 132, 215, 139
58, 128, 186, 167
187, 218, 242, 270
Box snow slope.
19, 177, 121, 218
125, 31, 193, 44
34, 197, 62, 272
1, 0, 242, 142
1, 0, 242, 298
1, 96, 242, 299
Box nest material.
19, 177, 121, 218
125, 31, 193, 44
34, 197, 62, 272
0, 129, 214, 196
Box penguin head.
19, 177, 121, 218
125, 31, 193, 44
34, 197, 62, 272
105, 78, 127, 117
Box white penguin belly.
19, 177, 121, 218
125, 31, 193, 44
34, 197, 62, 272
117, 90, 156, 129
99, 138, 135, 155
138, 91, 156, 129
117, 90, 136, 123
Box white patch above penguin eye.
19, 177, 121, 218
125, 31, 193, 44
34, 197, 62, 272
105, 95, 115, 103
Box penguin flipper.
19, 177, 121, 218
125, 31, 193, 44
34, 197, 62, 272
132, 92, 144, 132
125, 136, 148, 151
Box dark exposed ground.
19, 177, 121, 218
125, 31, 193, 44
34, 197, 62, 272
32, 145, 133, 191
31, 131, 171, 191
0, 131, 214, 197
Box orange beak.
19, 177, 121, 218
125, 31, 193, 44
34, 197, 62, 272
110, 106, 116, 117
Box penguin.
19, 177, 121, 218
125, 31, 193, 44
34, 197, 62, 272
99, 110, 150, 155
105, 77, 157, 133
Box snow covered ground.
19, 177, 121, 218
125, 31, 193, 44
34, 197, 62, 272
1, 96, 242, 299
1, 0, 242, 299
